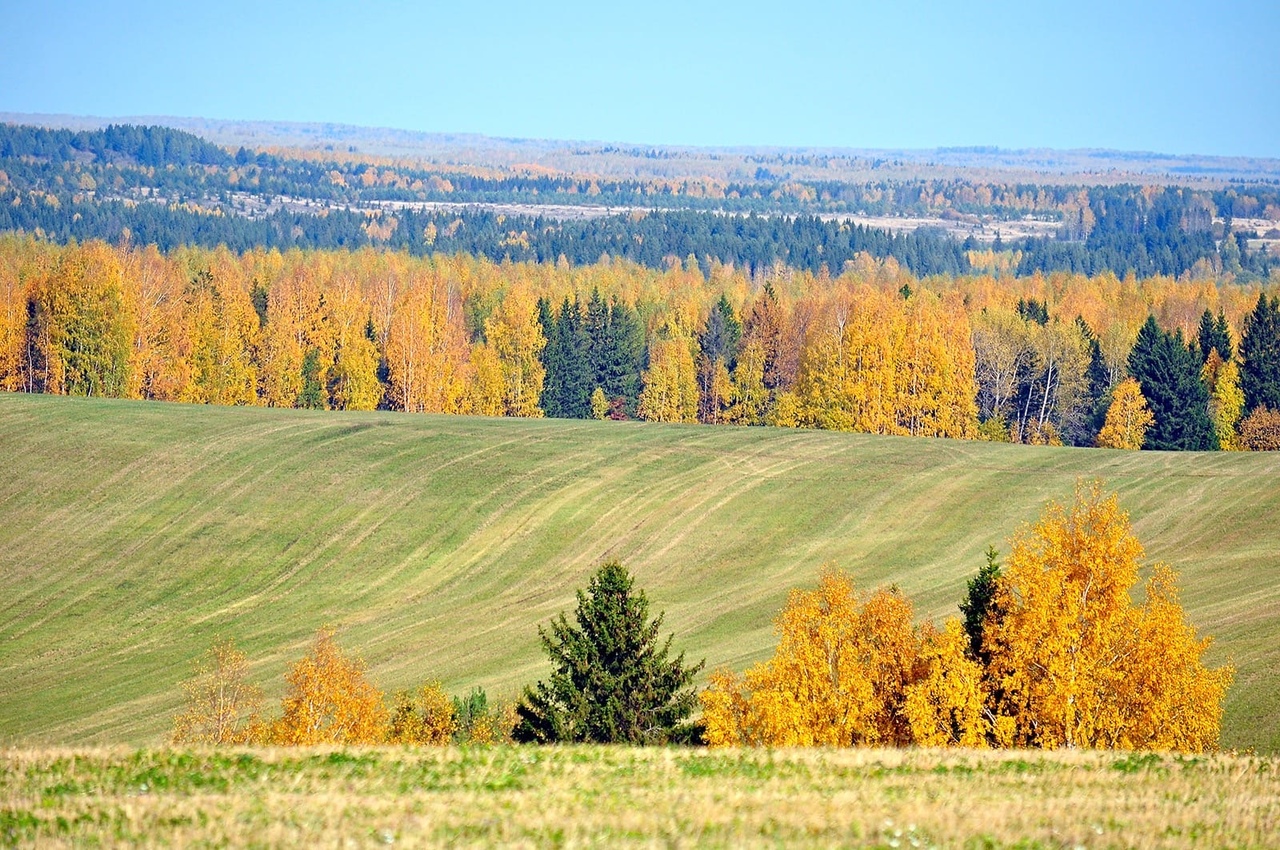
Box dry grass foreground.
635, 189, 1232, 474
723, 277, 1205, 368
2, 746, 1278, 848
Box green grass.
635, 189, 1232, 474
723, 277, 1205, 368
1, 393, 1278, 751
2, 746, 1278, 847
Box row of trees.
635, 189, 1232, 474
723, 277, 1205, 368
3, 237, 1278, 449
173, 487, 1230, 752
5, 123, 1278, 282
700, 484, 1231, 751
171, 629, 516, 746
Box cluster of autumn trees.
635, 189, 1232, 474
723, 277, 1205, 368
172, 629, 516, 746
2, 235, 1278, 449
173, 487, 1231, 753
700, 484, 1232, 752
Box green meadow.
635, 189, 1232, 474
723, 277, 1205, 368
3, 746, 1277, 847
1, 393, 1278, 751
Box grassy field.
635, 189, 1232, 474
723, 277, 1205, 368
1, 393, 1279, 751
2, 746, 1278, 847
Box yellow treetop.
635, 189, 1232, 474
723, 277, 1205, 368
271, 627, 389, 745
983, 483, 1232, 751
1096, 377, 1154, 450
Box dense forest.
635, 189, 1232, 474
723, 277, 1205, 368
3, 236, 1279, 451
1, 123, 1277, 280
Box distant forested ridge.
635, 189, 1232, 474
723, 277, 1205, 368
2, 236, 1277, 452
1, 123, 1276, 281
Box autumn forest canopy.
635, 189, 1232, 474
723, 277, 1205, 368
2, 122, 1279, 452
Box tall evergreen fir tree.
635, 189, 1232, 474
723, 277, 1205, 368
555, 297, 592, 418
604, 299, 645, 413
1127, 317, 1216, 450
1197, 308, 1233, 363
297, 348, 326, 409
1240, 293, 1280, 414
699, 294, 742, 370
512, 560, 703, 744
1075, 316, 1111, 445
536, 297, 563, 417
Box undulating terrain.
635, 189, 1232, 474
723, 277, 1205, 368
1, 393, 1277, 751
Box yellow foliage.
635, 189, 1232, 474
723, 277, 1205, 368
388, 682, 457, 745
482, 282, 546, 417
1202, 352, 1244, 451
1096, 378, 1154, 449
270, 628, 389, 745
903, 619, 989, 748
700, 569, 922, 747
638, 333, 699, 423
590, 386, 609, 420
984, 483, 1232, 751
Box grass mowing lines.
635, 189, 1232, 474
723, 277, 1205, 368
2, 393, 1280, 751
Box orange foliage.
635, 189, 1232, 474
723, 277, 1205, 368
270, 628, 389, 745
701, 570, 923, 747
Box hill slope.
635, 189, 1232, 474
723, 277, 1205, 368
1, 393, 1277, 750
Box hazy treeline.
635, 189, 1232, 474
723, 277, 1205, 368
2, 123, 1278, 280
2, 236, 1278, 449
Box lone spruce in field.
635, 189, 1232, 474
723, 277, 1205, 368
513, 560, 703, 744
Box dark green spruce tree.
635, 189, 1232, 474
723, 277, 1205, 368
1196, 308, 1233, 363
1240, 293, 1280, 414
1127, 316, 1216, 450
536, 297, 563, 416
555, 297, 592, 418
1074, 316, 1112, 445
297, 348, 326, 409
513, 560, 703, 745
959, 546, 1003, 664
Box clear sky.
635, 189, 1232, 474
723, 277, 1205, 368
1, 0, 1277, 157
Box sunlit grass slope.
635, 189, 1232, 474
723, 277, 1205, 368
1, 393, 1278, 751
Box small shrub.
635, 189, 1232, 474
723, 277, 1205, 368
1239, 406, 1280, 450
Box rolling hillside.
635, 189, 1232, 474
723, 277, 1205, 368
1, 393, 1278, 751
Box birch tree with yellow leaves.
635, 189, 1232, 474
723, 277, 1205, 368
1095, 377, 1155, 449
270, 628, 389, 745
700, 569, 924, 747
982, 483, 1232, 751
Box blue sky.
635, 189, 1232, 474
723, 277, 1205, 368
2, 0, 1277, 157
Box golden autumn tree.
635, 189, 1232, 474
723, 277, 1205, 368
385, 265, 470, 413
897, 292, 980, 439
0, 237, 38, 391
477, 282, 546, 417
25, 240, 137, 397
1238, 405, 1280, 450
179, 251, 259, 406
982, 483, 1233, 752
1096, 377, 1155, 450
122, 243, 191, 401
722, 339, 770, 425
1201, 350, 1244, 451
387, 682, 457, 745
902, 619, 989, 748
638, 330, 700, 423
270, 628, 389, 745
700, 569, 923, 748
170, 638, 265, 745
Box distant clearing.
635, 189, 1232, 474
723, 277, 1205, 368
1, 393, 1278, 751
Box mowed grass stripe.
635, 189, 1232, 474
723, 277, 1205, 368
1, 392, 1278, 750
